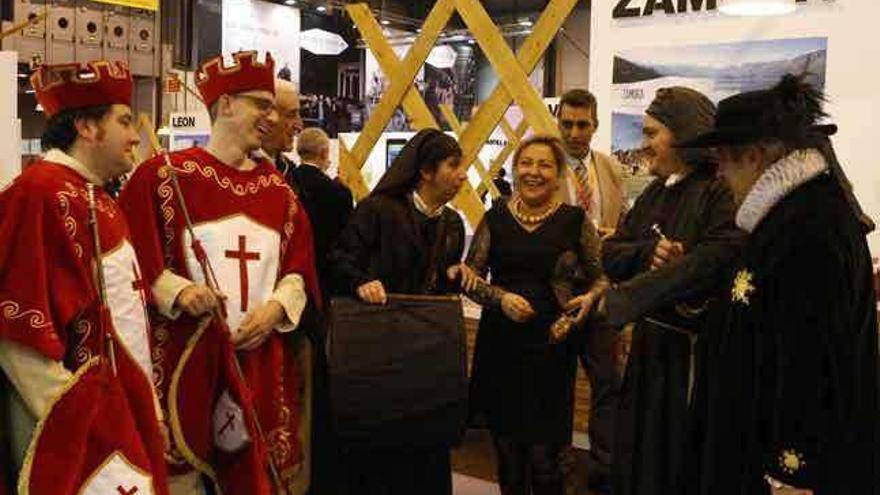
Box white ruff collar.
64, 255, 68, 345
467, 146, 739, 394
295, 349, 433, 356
736, 149, 828, 233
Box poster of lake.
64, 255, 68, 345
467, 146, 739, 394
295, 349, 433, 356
611, 37, 828, 202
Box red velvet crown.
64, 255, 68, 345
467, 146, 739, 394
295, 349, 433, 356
195, 51, 276, 108
31, 60, 133, 118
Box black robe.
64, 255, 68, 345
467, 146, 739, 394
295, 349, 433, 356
288, 163, 354, 298
330, 194, 464, 296
691, 173, 879, 495
601, 167, 744, 495
328, 193, 465, 495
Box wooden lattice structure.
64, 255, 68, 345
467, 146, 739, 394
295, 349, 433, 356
341, 0, 578, 227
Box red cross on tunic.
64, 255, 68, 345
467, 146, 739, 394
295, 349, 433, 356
117, 486, 139, 495
218, 411, 237, 437
131, 262, 152, 326
225, 235, 261, 312
131, 262, 149, 307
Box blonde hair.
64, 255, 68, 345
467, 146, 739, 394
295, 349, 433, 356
512, 134, 567, 174
296, 127, 329, 161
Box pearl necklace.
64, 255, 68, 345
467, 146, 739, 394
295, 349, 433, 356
511, 196, 561, 225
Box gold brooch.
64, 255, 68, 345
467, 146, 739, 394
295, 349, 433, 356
779, 449, 805, 474
731, 269, 756, 305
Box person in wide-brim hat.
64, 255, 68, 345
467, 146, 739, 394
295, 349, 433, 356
685, 75, 879, 495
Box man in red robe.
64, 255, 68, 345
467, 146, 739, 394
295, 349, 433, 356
0, 60, 169, 494
120, 50, 320, 495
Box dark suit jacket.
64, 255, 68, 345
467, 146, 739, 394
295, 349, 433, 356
283, 160, 354, 296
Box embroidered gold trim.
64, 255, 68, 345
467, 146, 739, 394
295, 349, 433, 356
779, 449, 806, 474
0, 301, 51, 329
56, 182, 117, 259
268, 392, 294, 470
31, 60, 129, 92
17, 357, 102, 495
178, 159, 287, 196
151, 319, 170, 400
731, 269, 756, 305
72, 318, 93, 365
266, 359, 303, 480
156, 164, 179, 268
56, 186, 84, 259
195, 51, 271, 84
189, 212, 281, 237
156, 160, 289, 267
166, 317, 221, 492
280, 189, 299, 258
74, 450, 156, 495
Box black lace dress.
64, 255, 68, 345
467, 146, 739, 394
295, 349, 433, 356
467, 203, 602, 444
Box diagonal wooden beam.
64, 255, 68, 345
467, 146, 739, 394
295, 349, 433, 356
347, 4, 435, 131
343, 0, 454, 170
439, 104, 500, 199
455, 0, 577, 173
348, 4, 486, 226
338, 139, 370, 200
476, 118, 530, 196
340, 0, 575, 225
454, 0, 558, 137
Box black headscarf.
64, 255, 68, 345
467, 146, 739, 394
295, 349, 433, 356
646, 86, 717, 165
370, 129, 462, 200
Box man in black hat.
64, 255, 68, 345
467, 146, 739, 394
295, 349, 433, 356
684, 75, 878, 495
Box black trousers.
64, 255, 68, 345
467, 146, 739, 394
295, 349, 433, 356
577, 322, 622, 483
492, 435, 567, 495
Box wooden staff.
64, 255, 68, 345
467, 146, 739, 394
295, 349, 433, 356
86, 183, 118, 375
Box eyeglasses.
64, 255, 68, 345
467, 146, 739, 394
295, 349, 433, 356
234, 94, 275, 113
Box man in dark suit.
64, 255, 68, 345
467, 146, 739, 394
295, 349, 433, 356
290, 127, 354, 294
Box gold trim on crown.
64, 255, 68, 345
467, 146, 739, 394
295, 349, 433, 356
195, 51, 274, 84
31, 60, 130, 92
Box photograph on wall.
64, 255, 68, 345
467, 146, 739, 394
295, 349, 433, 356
423, 45, 478, 130
363, 35, 424, 133
611, 36, 828, 202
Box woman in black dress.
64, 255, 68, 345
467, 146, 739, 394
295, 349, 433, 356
459, 135, 605, 495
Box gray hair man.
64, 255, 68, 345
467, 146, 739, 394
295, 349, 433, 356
296, 127, 331, 172
264, 79, 303, 175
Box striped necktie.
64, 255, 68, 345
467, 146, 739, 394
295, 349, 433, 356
571, 156, 597, 217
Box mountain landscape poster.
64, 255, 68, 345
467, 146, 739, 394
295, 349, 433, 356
610, 37, 828, 202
